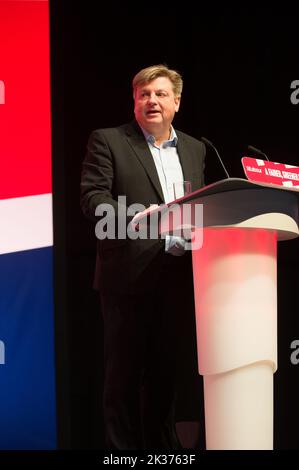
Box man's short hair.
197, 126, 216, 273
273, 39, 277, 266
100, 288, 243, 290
132, 64, 183, 98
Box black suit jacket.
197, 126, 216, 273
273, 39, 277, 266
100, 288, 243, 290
81, 120, 205, 294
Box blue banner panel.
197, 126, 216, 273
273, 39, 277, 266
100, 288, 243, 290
0, 247, 56, 449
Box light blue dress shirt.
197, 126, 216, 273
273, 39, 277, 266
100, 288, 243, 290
140, 126, 187, 255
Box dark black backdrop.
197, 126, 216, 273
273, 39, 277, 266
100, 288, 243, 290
50, 3, 299, 449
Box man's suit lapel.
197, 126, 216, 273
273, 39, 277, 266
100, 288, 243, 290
177, 134, 194, 185
125, 122, 164, 201
124, 122, 197, 201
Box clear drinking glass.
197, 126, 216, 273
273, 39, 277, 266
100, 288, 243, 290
173, 180, 192, 200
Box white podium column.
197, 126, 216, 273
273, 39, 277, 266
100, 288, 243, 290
191, 227, 277, 450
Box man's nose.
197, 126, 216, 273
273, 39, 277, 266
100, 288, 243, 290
148, 93, 158, 104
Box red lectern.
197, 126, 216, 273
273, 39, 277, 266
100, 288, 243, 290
140, 178, 299, 450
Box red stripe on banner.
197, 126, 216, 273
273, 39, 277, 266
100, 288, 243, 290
0, 1, 52, 199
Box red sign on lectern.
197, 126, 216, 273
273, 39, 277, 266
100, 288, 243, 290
242, 157, 299, 190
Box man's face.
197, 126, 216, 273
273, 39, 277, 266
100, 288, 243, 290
134, 76, 180, 134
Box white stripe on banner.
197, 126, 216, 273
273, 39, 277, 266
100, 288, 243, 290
0, 193, 53, 255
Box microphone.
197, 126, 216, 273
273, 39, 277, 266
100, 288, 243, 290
201, 136, 230, 178
247, 145, 269, 161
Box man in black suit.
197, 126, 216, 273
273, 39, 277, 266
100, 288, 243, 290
80, 64, 205, 449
